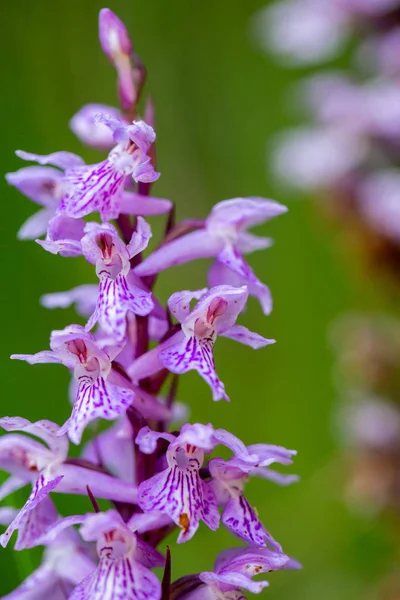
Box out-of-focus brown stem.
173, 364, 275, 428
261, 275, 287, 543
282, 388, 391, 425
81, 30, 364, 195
135, 315, 149, 358
86, 485, 100, 513
161, 546, 172, 600
166, 374, 179, 410
117, 214, 135, 244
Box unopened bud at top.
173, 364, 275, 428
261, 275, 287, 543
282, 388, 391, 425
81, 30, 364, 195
99, 8, 132, 60
99, 9, 136, 111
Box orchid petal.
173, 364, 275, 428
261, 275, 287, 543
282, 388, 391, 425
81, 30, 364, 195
33, 513, 87, 546
47, 214, 85, 245
0, 475, 63, 548
183, 285, 248, 336
125, 120, 156, 152
212, 430, 257, 464
6, 166, 62, 207
217, 245, 256, 282
236, 231, 273, 254
56, 463, 138, 503
16, 150, 84, 170
36, 237, 83, 257
134, 538, 165, 569
134, 230, 218, 277
1, 565, 64, 600
86, 274, 153, 341
10, 351, 61, 365
69, 555, 161, 600
128, 511, 173, 533
70, 104, 124, 150
63, 160, 123, 220
0, 476, 27, 502
202, 570, 269, 595
222, 494, 281, 550
159, 336, 229, 401
217, 545, 292, 582
135, 426, 175, 454
118, 191, 172, 216
126, 216, 152, 258
208, 261, 272, 315
250, 466, 299, 485
168, 288, 208, 323
41, 285, 98, 317
0, 417, 68, 460
17, 207, 56, 241
61, 375, 134, 445
207, 197, 287, 231
246, 443, 297, 466
221, 325, 275, 349
138, 463, 219, 543
12, 497, 58, 550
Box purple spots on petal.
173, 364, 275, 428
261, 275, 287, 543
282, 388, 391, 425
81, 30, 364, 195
87, 274, 153, 340
67, 376, 133, 444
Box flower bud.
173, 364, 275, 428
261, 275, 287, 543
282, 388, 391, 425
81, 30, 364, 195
99, 9, 136, 111
99, 8, 132, 59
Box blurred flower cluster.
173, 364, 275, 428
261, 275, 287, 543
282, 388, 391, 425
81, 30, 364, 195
256, 1, 400, 596
331, 315, 400, 599
1, 9, 300, 600
332, 315, 400, 513
256, 0, 400, 284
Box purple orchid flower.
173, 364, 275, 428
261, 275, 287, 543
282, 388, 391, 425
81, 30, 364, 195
11, 325, 134, 444
36, 509, 164, 600
129, 285, 274, 401
208, 443, 298, 548
38, 218, 158, 341
80, 218, 154, 340
135, 197, 287, 314
6, 151, 84, 241
208, 457, 295, 550
11, 117, 160, 224
195, 545, 299, 600
135, 423, 285, 544
136, 423, 220, 543
1, 503, 96, 600
0, 417, 137, 549
61, 114, 159, 221
72, 511, 163, 600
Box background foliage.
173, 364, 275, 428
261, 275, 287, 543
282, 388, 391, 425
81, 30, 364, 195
0, 0, 394, 597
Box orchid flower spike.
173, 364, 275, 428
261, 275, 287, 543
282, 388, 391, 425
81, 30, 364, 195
4, 7, 298, 598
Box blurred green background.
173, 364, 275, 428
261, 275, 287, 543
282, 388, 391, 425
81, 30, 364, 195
0, 0, 397, 597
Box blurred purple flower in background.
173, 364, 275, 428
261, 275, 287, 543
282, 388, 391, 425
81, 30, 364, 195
256, 0, 400, 283
254, 0, 400, 596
